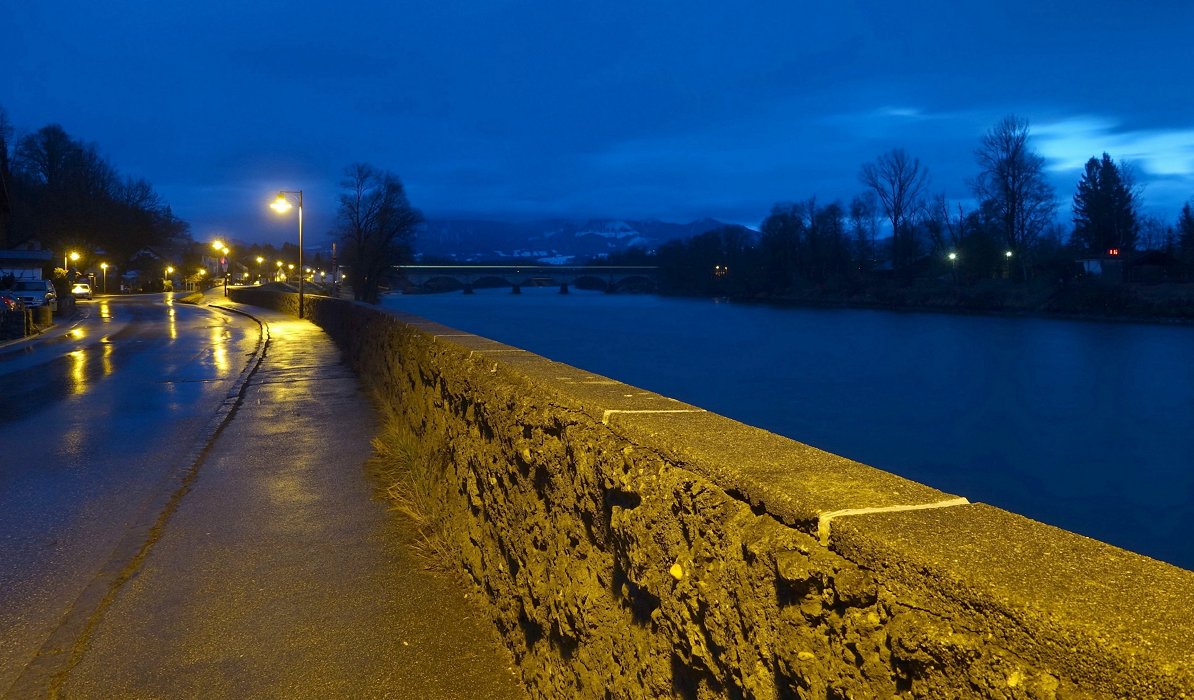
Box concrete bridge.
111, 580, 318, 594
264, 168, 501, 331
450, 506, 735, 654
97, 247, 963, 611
397, 264, 658, 294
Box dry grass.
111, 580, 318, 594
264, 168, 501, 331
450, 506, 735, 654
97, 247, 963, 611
369, 416, 459, 571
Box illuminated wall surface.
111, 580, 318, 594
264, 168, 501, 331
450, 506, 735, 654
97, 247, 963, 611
231, 287, 1194, 698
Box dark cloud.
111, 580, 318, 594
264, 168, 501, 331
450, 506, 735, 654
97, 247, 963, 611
3, 0, 1192, 245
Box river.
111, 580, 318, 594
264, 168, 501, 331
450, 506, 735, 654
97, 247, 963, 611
382, 287, 1194, 570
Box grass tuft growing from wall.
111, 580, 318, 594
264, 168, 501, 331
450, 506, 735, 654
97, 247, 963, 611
368, 409, 459, 571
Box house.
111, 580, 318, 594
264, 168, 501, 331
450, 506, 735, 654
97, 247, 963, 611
0, 248, 53, 281
1077, 249, 1124, 282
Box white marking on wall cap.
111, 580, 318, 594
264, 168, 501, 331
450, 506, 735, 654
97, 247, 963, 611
816, 497, 971, 545
601, 409, 706, 425
467, 349, 524, 358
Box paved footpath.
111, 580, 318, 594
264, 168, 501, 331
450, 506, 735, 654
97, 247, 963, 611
34, 300, 525, 699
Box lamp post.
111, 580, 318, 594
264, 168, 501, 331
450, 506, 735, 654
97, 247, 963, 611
212, 240, 231, 295
100, 262, 108, 294
270, 190, 304, 319
65, 251, 80, 273
164, 265, 174, 291
256, 256, 264, 283
947, 251, 958, 283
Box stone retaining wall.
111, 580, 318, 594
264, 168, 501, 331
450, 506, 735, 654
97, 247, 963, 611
230, 288, 1194, 699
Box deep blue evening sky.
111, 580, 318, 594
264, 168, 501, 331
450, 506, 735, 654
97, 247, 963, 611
4, 0, 1193, 246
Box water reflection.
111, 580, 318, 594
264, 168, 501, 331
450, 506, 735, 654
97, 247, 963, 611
166, 301, 177, 340
101, 340, 113, 377
69, 349, 87, 395
210, 325, 229, 373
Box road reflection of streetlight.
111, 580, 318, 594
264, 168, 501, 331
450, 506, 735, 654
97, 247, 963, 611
165, 296, 178, 340
70, 349, 87, 394
101, 341, 114, 377
210, 326, 229, 373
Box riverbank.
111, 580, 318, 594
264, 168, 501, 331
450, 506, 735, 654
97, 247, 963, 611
726, 278, 1194, 326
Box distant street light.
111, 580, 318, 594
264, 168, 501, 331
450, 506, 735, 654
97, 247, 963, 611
947, 251, 958, 283
100, 262, 108, 294
270, 190, 304, 319
65, 251, 80, 271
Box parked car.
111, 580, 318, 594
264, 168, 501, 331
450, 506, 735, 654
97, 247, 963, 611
71, 281, 93, 300
11, 279, 57, 311
0, 291, 19, 311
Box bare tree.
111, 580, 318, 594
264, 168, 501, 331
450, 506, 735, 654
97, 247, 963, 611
859, 148, 930, 270
972, 115, 1056, 278
848, 192, 879, 273
334, 163, 422, 304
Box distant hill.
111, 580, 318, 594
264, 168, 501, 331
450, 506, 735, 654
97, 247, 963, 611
415, 217, 755, 263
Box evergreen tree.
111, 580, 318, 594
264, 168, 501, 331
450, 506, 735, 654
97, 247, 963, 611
1178, 202, 1194, 272
1071, 152, 1138, 255
1178, 202, 1194, 252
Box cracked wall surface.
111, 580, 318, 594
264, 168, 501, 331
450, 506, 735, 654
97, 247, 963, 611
230, 289, 1194, 699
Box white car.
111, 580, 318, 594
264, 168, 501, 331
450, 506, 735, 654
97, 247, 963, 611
12, 279, 57, 311
71, 282, 93, 300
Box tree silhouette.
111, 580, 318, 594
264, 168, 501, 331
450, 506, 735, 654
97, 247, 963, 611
972, 115, 1056, 279
860, 148, 929, 272
334, 163, 422, 304
1072, 152, 1138, 255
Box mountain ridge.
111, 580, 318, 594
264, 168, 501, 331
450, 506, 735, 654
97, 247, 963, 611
416, 217, 754, 263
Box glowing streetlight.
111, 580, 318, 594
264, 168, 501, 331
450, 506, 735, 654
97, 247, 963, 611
100, 262, 108, 294
1005, 250, 1013, 259
211, 239, 232, 294
270, 190, 304, 319
65, 251, 80, 270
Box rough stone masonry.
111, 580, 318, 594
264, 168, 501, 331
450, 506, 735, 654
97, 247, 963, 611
231, 287, 1194, 699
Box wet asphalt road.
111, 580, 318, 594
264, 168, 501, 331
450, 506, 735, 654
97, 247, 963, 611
0, 294, 259, 694
1, 293, 525, 699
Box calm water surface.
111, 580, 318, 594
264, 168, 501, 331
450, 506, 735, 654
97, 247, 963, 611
383, 288, 1194, 569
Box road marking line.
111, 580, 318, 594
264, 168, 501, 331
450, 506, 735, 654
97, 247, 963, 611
601, 409, 706, 425
817, 497, 971, 545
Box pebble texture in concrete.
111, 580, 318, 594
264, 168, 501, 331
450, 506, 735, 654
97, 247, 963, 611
233, 288, 1194, 699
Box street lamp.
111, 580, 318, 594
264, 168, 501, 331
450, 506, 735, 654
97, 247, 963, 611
100, 262, 108, 294
164, 265, 174, 291
947, 251, 958, 283
65, 251, 80, 271
212, 240, 231, 295
255, 256, 264, 283
270, 190, 304, 319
